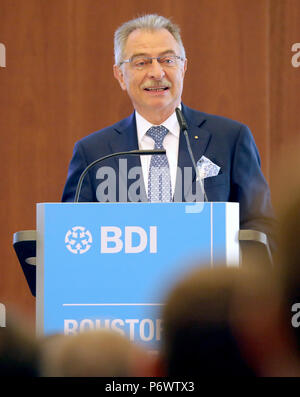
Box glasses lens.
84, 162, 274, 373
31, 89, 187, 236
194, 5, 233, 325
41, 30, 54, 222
158, 56, 177, 66
131, 56, 150, 69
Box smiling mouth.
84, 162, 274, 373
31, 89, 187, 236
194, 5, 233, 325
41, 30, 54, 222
144, 87, 170, 92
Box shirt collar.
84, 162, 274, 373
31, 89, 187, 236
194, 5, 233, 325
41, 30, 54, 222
136, 105, 181, 142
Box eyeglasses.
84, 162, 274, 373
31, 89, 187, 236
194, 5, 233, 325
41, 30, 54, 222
119, 55, 185, 70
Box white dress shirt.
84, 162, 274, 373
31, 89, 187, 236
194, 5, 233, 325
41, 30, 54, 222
135, 109, 180, 197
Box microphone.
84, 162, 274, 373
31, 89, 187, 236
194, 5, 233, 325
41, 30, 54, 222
74, 149, 166, 203
175, 107, 208, 202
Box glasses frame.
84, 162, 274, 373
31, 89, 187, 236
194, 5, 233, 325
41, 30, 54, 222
119, 54, 186, 69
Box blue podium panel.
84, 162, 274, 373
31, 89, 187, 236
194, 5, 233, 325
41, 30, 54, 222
36, 202, 239, 350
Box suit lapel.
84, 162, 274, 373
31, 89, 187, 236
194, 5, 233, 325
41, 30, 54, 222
109, 112, 140, 164
109, 112, 147, 202
174, 105, 211, 202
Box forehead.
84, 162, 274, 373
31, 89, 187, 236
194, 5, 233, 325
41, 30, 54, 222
123, 28, 180, 57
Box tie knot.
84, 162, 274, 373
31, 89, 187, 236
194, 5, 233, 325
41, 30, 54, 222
146, 126, 169, 149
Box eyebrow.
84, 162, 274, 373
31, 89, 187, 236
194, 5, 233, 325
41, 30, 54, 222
129, 49, 177, 59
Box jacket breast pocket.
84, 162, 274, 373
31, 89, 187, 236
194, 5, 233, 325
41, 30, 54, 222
204, 173, 227, 188
203, 173, 229, 201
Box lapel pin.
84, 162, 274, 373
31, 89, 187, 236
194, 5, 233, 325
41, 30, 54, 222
194, 135, 199, 139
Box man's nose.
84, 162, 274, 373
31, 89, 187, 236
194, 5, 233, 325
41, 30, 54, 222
147, 59, 166, 79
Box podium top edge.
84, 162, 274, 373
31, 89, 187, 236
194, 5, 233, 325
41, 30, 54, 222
36, 202, 239, 205
13, 230, 37, 244
238, 229, 267, 245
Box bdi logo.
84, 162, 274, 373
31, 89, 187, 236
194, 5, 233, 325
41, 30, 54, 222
0, 43, 6, 68
0, 303, 6, 327
101, 226, 157, 254
65, 226, 158, 254
291, 43, 300, 68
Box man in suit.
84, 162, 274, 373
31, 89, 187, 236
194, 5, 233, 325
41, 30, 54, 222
62, 14, 275, 251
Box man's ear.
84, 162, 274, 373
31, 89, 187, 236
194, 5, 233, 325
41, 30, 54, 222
183, 58, 188, 76
113, 65, 127, 91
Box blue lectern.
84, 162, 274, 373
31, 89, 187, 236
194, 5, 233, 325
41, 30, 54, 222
35, 202, 239, 350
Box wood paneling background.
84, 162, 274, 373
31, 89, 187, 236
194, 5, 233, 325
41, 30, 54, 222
0, 0, 299, 324
269, 0, 300, 195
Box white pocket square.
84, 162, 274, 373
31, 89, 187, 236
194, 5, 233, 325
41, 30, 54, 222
196, 156, 220, 179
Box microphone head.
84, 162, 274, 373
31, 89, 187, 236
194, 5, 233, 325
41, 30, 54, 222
175, 107, 188, 132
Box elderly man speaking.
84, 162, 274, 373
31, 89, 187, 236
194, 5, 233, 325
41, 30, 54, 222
62, 14, 275, 251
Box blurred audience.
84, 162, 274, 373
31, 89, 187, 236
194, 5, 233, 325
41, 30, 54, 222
159, 265, 300, 377
0, 312, 40, 376
39, 329, 155, 377
231, 265, 300, 376
271, 138, 300, 368
159, 266, 256, 376
275, 190, 300, 362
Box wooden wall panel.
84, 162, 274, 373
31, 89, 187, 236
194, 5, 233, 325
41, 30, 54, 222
0, 0, 298, 323
269, 0, 300, 207
181, 0, 270, 174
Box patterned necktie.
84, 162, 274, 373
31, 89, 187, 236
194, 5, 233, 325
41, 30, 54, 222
146, 126, 172, 202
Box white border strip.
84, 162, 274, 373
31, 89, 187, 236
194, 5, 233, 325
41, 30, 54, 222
225, 203, 240, 266
36, 204, 45, 336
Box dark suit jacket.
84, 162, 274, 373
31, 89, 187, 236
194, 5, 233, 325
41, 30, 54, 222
62, 104, 276, 250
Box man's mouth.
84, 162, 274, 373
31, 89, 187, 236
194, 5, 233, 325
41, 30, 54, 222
144, 86, 170, 92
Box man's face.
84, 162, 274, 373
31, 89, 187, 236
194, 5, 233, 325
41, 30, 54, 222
114, 28, 187, 122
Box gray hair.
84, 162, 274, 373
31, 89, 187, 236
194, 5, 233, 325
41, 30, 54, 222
114, 14, 186, 65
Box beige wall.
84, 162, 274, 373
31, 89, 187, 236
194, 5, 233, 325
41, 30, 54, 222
0, 0, 299, 323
